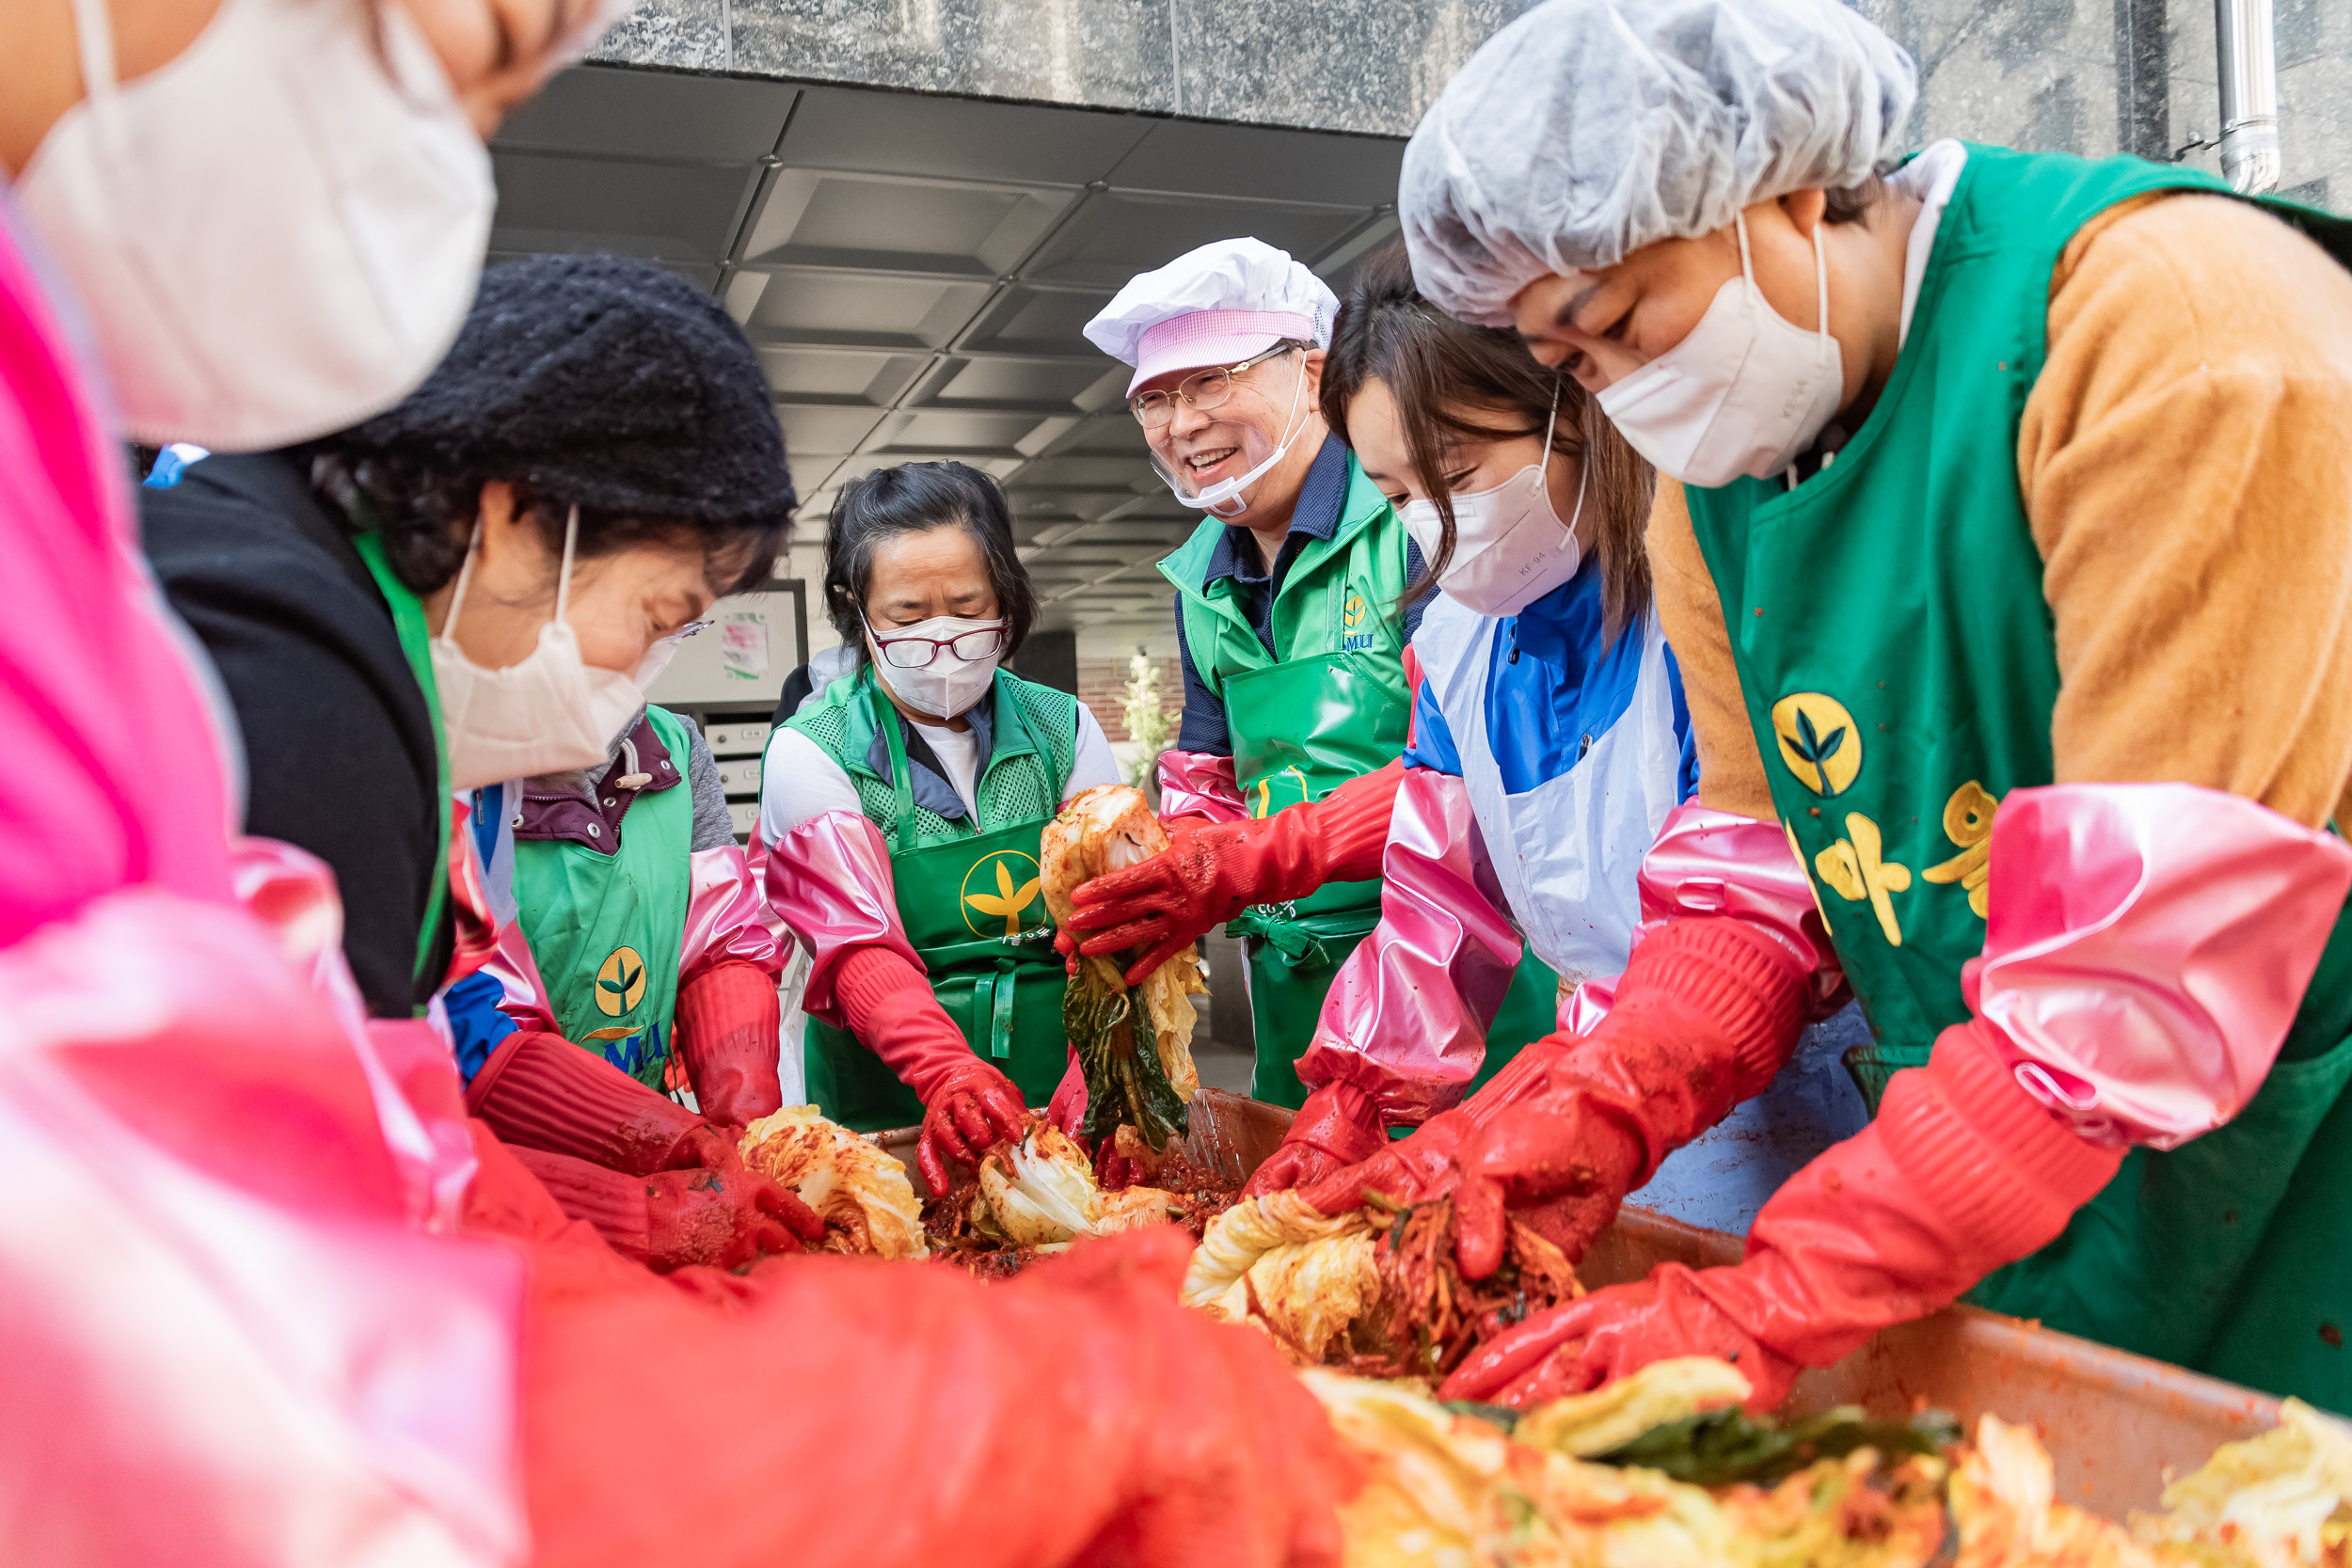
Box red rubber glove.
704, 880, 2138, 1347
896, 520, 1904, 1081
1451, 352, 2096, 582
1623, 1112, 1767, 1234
1242, 1080, 1387, 1197
509, 1142, 826, 1273
511, 1223, 1348, 1568
467, 1027, 740, 1176
834, 944, 1028, 1192
1045, 1049, 1087, 1135
671, 958, 783, 1128
1438, 1021, 2127, 1411
1061, 760, 1406, 988
1297, 913, 1811, 1276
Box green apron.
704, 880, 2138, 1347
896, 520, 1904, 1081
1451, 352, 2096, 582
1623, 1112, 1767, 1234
1163, 453, 1418, 1107
801, 673, 1076, 1132
1683, 143, 2352, 1408
510, 705, 696, 1091
350, 530, 450, 1009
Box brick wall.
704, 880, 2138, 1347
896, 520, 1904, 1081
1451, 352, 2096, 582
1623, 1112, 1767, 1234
1076, 657, 1184, 744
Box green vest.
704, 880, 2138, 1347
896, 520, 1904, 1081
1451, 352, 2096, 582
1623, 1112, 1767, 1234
788, 666, 1081, 1132
1160, 452, 1419, 1105
511, 705, 698, 1090
1683, 144, 2352, 1408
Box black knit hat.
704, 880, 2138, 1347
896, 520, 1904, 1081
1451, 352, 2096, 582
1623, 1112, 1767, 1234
338, 254, 794, 527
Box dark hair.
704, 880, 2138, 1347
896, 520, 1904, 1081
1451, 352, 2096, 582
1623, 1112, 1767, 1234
821, 461, 1035, 659
1822, 167, 1892, 225
1321, 243, 1655, 645
305, 451, 785, 603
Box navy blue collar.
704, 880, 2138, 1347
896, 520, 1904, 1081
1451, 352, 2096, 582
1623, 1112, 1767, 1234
865, 698, 993, 822
1199, 435, 1351, 589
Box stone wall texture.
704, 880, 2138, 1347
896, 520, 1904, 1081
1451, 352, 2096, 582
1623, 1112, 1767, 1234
593, 0, 2350, 212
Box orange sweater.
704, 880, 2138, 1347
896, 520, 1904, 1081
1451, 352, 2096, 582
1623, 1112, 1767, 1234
1653, 191, 2352, 833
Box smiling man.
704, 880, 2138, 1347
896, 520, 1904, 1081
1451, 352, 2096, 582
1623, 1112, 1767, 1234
1341, 0, 2352, 1417
1074, 239, 1429, 1110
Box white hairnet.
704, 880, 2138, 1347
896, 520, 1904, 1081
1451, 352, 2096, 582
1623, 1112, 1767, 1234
1083, 238, 1340, 365
1401, 0, 1918, 325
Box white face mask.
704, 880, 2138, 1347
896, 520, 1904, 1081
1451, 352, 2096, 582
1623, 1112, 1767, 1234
433, 508, 646, 791
1596, 214, 1844, 489
1397, 402, 1589, 619
16, 0, 495, 451
866, 615, 1007, 721
1149, 352, 1312, 518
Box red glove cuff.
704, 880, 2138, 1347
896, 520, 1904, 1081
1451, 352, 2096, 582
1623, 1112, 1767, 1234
1879, 1022, 2125, 1264
466, 1028, 706, 1176
1285, 1080, 1388, 1166
834, 944, 977, 1103
674, 959, 784, 1125
1299, 760, 1406, 888
505, 1144, 652, 1263
1608, 914, 1810, 1097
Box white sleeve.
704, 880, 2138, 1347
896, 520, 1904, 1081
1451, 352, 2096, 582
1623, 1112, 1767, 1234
1063, 703, 1123, 801
758, 727, 866, 843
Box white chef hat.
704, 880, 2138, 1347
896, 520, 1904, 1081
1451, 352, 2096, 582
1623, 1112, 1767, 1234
1084, 238, 1340, 396
1401, 0, 1917, 325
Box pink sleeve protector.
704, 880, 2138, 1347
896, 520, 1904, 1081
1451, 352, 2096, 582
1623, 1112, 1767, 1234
1964, 782, 2352, 1148
1295, 767, 1523, 1124
1156, 750, 1248, 825
760, 810, 924, 1029
0, 195, 525, 1562
678, 842, 784, 985
483, 912, 563, 1036
1562, 803, 1848, 1035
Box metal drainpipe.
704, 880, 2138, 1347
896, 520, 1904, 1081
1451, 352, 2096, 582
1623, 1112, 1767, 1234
2214, 0, 2282, 194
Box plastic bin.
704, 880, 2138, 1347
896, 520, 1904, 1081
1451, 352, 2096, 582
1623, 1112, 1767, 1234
877, 1086, 2280, 1517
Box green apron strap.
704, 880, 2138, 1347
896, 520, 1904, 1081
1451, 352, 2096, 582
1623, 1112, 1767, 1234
1228, 905, 1328, 967
350, 528, 452, 1005
866, 677, 920, 847
987, 960, 1018, 1061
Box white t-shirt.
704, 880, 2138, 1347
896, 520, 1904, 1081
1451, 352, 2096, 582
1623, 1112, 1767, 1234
760, 682, 1120, 842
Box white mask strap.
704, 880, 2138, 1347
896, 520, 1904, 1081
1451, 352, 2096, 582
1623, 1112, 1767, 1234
1536, 382, 1562, 478
1733, 209, 1756, 285
66, 0, 119, 100
1811, 219, 1831, 359
555, 505, 580, 622
441, 517, 485, 642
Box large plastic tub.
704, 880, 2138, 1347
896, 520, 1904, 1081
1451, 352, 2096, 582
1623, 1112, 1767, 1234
880, 1087, 2280, 1516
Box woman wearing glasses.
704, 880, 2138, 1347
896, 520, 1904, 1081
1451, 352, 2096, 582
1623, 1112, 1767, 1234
757, 461, 1120, 1188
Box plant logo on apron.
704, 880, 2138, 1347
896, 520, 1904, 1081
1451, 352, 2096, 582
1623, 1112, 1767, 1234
583, 943, 649, 1042
961, 849, 1047, 943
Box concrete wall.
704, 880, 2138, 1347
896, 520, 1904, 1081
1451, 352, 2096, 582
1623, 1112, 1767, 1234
596, 0, 2350, 212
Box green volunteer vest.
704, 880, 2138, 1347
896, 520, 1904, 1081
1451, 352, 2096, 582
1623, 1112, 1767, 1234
349, 529, 451, 1006
1160, 453, 1416, 1106
1683, 144, 2352, 1409
511, 705, 697, 1091
790, 666, 1080, 1132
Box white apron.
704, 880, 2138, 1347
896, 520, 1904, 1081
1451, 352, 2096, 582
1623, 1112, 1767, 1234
1417, 594, 1681, 991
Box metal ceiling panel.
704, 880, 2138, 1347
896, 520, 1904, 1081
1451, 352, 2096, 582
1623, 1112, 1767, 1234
485, 65, 1410, 639
735, 269, 995, 349
740, 170, 1075, 276
777, 86, 1156, 184
757, 346, 930, 404
1022, 191, 1370, 287
493, 71, 797, 162
489, 150, 756, 261
954, 283, 1120, 357
913, 356, 1113, 413
872, 408, 1052, 456
774, 404, 889, 457
1106, 119, 1406, 207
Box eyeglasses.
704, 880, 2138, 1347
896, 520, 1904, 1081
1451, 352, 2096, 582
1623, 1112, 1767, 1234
1128, 344, 1298, 430
868, 623, 1008, 669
